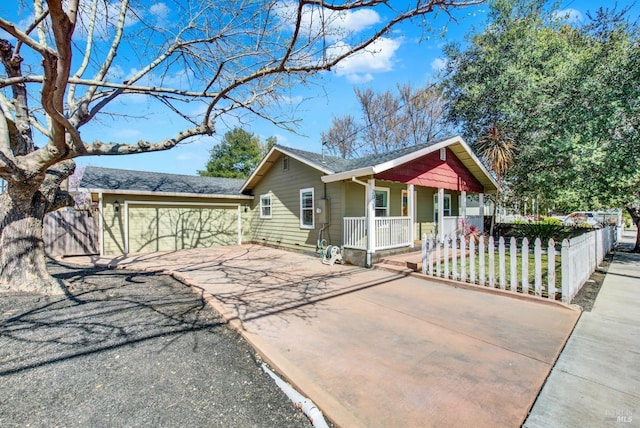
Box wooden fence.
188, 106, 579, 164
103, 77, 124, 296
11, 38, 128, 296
421, 226, 617, 303
44, 207, 99, 257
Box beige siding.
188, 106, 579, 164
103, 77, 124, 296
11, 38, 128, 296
101, 194, 249, 255
128, 205, 238, 253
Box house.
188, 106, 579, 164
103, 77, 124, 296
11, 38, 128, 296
80, 135, 498, 266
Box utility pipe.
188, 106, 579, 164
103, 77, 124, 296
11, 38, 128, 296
262, 364, 330, 428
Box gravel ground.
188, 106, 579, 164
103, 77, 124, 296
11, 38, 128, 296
0, 261, 310, 428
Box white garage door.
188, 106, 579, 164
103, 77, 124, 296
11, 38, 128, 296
126, 203, 240, 253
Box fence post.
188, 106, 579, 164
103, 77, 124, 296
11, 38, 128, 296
522, 237, 529, 295
452, 236, 458, 280
444, 236, 450, 279
561, 238, 571, 303
479, 235, 486, 286
422, 233, 427, 275
548, 239, 556, 300
435, 234, 442, 277
488, 236, 495, 288
460, 236, 467, 283
510, 237, 518, 292
469, 238, 476, 284
534, 238, 542, 297
499, 237, 506, 290
428, 234, 434, 276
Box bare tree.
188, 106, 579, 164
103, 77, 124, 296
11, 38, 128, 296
323, 82, 453, 157
0, 0, 481, 294
321, 114, 359, 159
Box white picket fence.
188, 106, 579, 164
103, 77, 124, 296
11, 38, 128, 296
420, 226, 617, 303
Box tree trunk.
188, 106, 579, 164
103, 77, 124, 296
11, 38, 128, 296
625, 205, 640, 252
0, 190, 66, 295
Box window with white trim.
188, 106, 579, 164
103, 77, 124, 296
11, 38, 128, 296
434, 193, 452, 220
300, 188, 314, 229
260, 194, 272, 219
374, 188, 389, 217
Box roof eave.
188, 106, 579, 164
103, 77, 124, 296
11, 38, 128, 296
321, 167, 375, 183
81, 188, 253, 200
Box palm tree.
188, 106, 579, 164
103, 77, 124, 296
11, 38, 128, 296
476, 125, 516, 236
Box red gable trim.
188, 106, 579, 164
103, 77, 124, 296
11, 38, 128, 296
375, 148, 484, 192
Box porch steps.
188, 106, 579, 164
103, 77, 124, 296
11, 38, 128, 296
373, 262, 415, 276
374, 251, 423, 275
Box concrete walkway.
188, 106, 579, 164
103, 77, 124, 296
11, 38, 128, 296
64, 245, 580, 427
525, 231, 640, 427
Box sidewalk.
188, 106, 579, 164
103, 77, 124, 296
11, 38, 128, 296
525, 231, 640, 427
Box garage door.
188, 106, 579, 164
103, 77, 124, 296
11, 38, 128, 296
127, 203, 240, 253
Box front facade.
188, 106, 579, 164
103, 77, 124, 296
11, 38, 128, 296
242, 136, 498, 265
81, 136, 497, 266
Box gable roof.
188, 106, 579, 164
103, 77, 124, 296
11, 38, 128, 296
242, 135, 498, 192
80, 166, 252, 199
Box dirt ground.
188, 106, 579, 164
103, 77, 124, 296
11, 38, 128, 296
0, 261, 310, 428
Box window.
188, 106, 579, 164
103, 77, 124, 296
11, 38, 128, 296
434, 193, 452, 220
374, 188, 389, 217
401, 189, 417, 217
300, 188, 314, 229
260, 194, 272, 219
283, 155, 289, 170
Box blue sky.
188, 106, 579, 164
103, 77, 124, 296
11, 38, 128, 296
3, 1, 638, 176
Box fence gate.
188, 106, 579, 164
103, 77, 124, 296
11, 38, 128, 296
44, 207, 99, 257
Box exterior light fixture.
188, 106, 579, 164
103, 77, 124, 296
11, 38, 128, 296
114, 200, 120, 213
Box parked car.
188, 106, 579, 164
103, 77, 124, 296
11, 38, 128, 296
562, 211, 602, 227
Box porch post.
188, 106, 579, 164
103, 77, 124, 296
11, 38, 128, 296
461, 190, 467, 221
408, 184, 415, 248
438, 187, 445, 241
366, 178, 376, 267
478, 192, 485, 233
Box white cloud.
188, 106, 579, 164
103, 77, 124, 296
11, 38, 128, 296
275, 1, 380, 41
431, 57, 447, 72
329, 37, 401, 82
553, 8, 582, 24
149, 3, 171, 26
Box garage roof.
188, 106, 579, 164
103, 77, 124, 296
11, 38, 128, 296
80, 166, 252, 199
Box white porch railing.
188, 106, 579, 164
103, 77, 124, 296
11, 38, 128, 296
343, 217, 412, 251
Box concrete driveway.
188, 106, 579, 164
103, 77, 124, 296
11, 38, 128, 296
73, 245, 580, 427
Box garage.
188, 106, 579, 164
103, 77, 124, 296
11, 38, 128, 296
79, 166, 252, 256
125, 202, 242, 253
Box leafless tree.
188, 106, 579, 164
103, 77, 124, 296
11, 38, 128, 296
0, 0, 481, 294
321, 114, 359, 159
323, 82, 452, 157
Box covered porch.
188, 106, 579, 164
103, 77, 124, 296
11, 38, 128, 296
328, 144, 494, 267
341, 179, 486, 266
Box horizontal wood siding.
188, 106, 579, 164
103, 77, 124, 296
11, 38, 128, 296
248, 154, 326, 252
375, 148, 483, 193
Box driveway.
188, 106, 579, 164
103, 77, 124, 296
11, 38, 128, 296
75, 245, 580, 427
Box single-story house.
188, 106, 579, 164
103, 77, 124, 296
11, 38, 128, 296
80, 135, 498, 266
